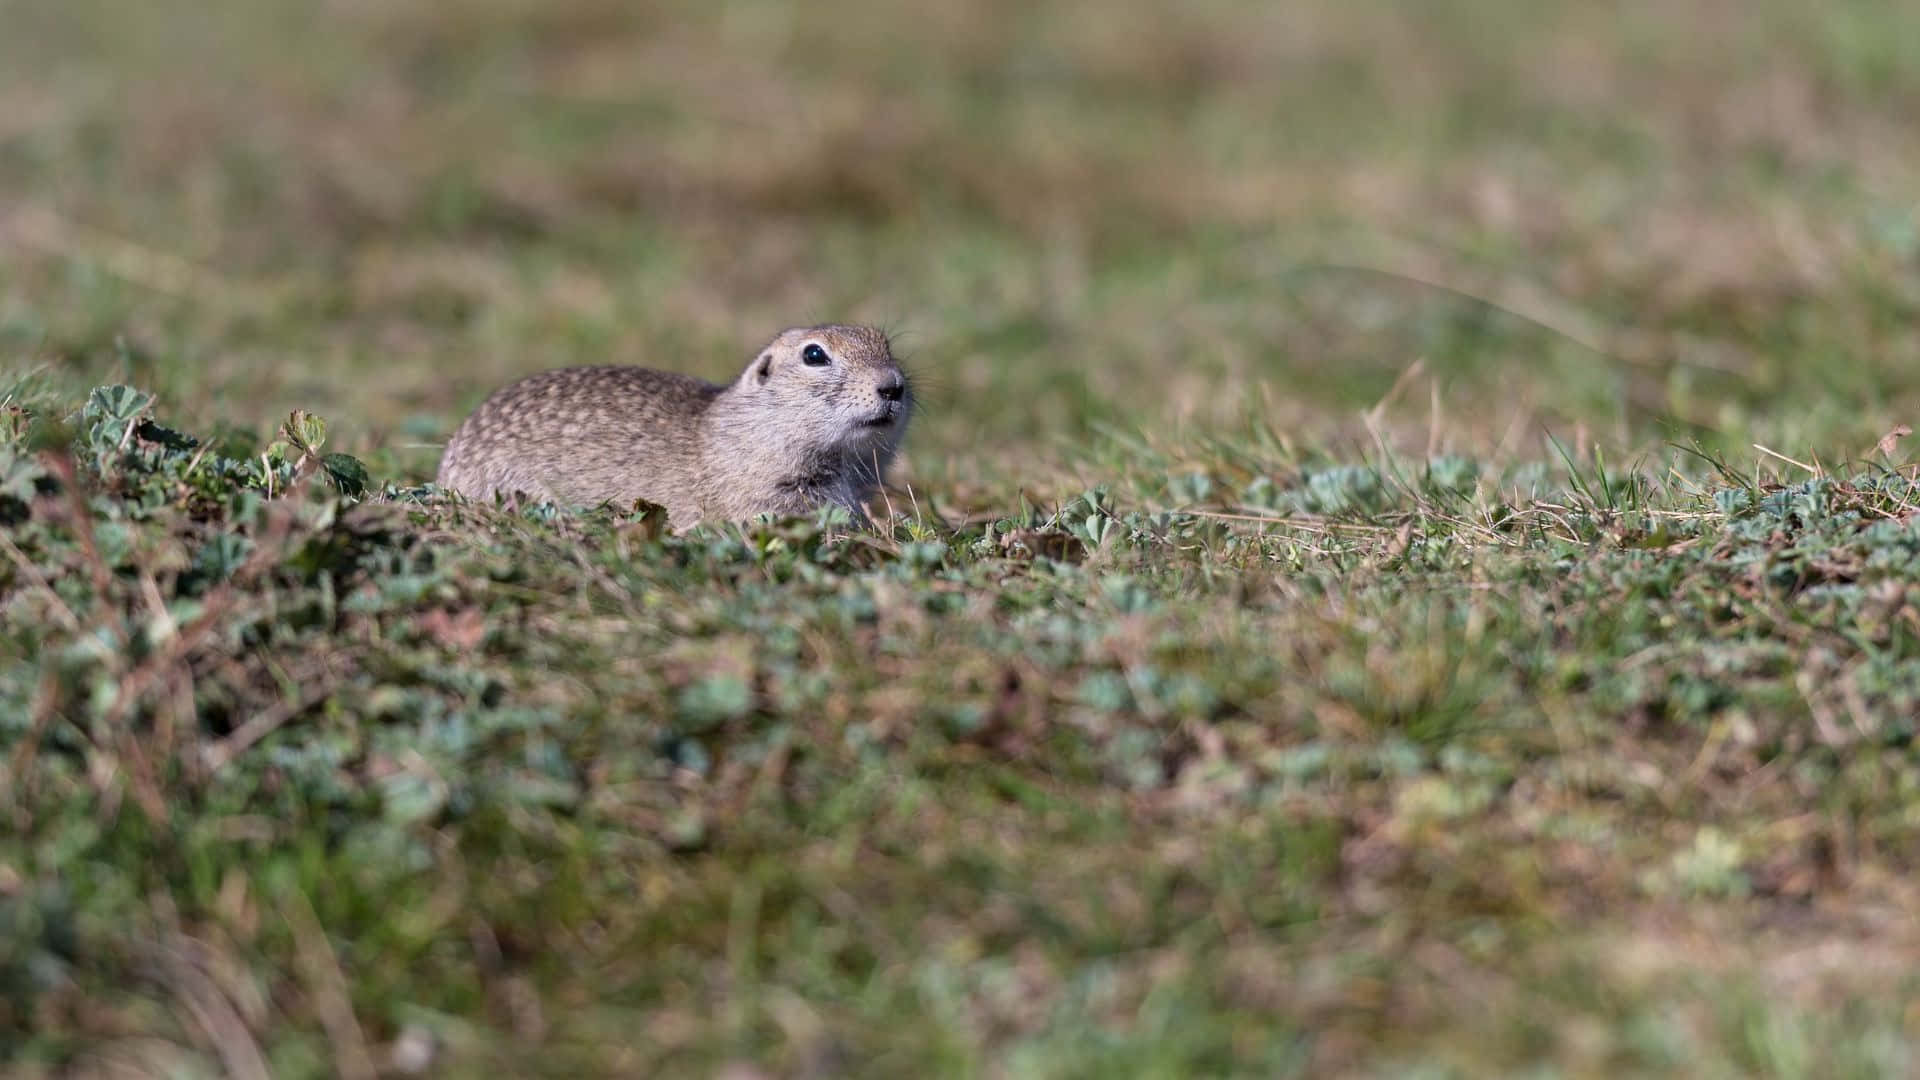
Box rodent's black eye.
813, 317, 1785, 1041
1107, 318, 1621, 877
801, 343, 830, 366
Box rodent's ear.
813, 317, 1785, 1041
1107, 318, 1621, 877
755, 353, 773, 384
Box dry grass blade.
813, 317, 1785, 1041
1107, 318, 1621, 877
282, 888, 379, 1080
1752, 443, 1822, 478
144, 939, 272, 1080
202, 680, 343, 774
0, 526, 81, 631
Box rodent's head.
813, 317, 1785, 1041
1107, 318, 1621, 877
731, 324, 913, 454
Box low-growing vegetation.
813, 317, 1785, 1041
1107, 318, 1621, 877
8, 382, 1920, 1075
7, 0, 1920, 1075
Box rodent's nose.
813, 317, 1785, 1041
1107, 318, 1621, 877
877, 377, 906, 403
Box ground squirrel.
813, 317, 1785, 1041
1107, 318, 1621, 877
436, 324, 913, 528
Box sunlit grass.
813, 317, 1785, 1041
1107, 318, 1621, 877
6, 1, 1920, 1075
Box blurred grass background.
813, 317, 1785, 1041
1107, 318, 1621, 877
5, 0, 1919, 494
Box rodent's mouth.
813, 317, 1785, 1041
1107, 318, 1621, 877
859, 408, 902, 429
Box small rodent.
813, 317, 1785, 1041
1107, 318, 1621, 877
436, 324, 912, 529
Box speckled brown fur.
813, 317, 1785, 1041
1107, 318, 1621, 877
436, 325, 911, 529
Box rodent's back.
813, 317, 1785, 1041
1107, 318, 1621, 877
437, 365, 724, 515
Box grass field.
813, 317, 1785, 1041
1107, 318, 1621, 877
6, 1, 1920, 1076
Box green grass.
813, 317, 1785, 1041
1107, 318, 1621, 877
7, 1, 1920, 1076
